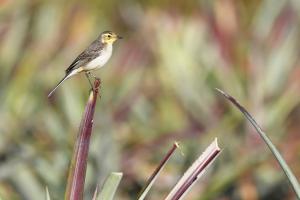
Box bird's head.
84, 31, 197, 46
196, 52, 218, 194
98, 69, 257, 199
100, 31, 122, 44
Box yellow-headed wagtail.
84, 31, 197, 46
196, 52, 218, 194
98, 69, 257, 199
48, 31, 122, 98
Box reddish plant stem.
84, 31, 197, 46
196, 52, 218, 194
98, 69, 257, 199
138, 142, 180, 199
65, 79, 101, 200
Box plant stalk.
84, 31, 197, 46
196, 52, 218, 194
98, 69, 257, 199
65, 79, 101, 200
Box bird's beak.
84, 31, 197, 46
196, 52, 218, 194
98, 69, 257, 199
117, 35, 123, 39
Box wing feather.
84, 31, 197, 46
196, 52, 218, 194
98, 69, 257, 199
65, 39, 104, 74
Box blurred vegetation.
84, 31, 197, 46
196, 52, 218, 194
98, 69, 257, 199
0, 0, 300, 199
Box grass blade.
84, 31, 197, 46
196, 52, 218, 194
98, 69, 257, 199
92, 184, 99, 200
165, 138, 221, 200
45, 186, 51, 200
97, 172, 123, 200
216, 88, 300, 198
137, 142, 181, 200
64, 79, 101, 200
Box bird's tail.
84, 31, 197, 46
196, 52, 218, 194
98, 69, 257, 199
48, 74, 69, 98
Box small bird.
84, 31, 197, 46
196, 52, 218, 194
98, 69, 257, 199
48, 31, 122, 98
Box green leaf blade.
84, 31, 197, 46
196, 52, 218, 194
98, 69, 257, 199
97, 172, 123, 200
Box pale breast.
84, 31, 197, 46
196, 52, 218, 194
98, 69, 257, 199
85, 44, 113, 70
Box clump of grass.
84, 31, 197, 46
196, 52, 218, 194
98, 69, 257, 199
49, 77, 221, 200
59, 90, 221, 200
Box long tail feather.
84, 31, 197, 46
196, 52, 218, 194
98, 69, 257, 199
48, 74, 69, 98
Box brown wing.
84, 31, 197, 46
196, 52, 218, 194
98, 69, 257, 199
65, 39, 104, 74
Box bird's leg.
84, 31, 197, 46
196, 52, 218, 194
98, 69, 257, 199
89, 72, 101, 81
85, 72, 102, 99
90, 72, 102, 99
85, 72, 94, 91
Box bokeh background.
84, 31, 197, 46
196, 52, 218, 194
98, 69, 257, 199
1, 0, 300, 199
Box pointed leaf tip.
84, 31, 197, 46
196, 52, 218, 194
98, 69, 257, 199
213, 138, 220, 151
98, 172, 123, 200
92, 184, 100, 200
45, 186, 51, 200
175, 141, 185, 157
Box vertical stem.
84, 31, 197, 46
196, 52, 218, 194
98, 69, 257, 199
65, 79, 101, 200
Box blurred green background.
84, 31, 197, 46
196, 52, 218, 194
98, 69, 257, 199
1, 0, 300, 199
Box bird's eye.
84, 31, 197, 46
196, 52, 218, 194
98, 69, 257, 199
107, 35, 111, 38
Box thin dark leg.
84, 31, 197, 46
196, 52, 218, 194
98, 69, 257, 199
85, 72, 102, 99
85, 72, 94, 90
